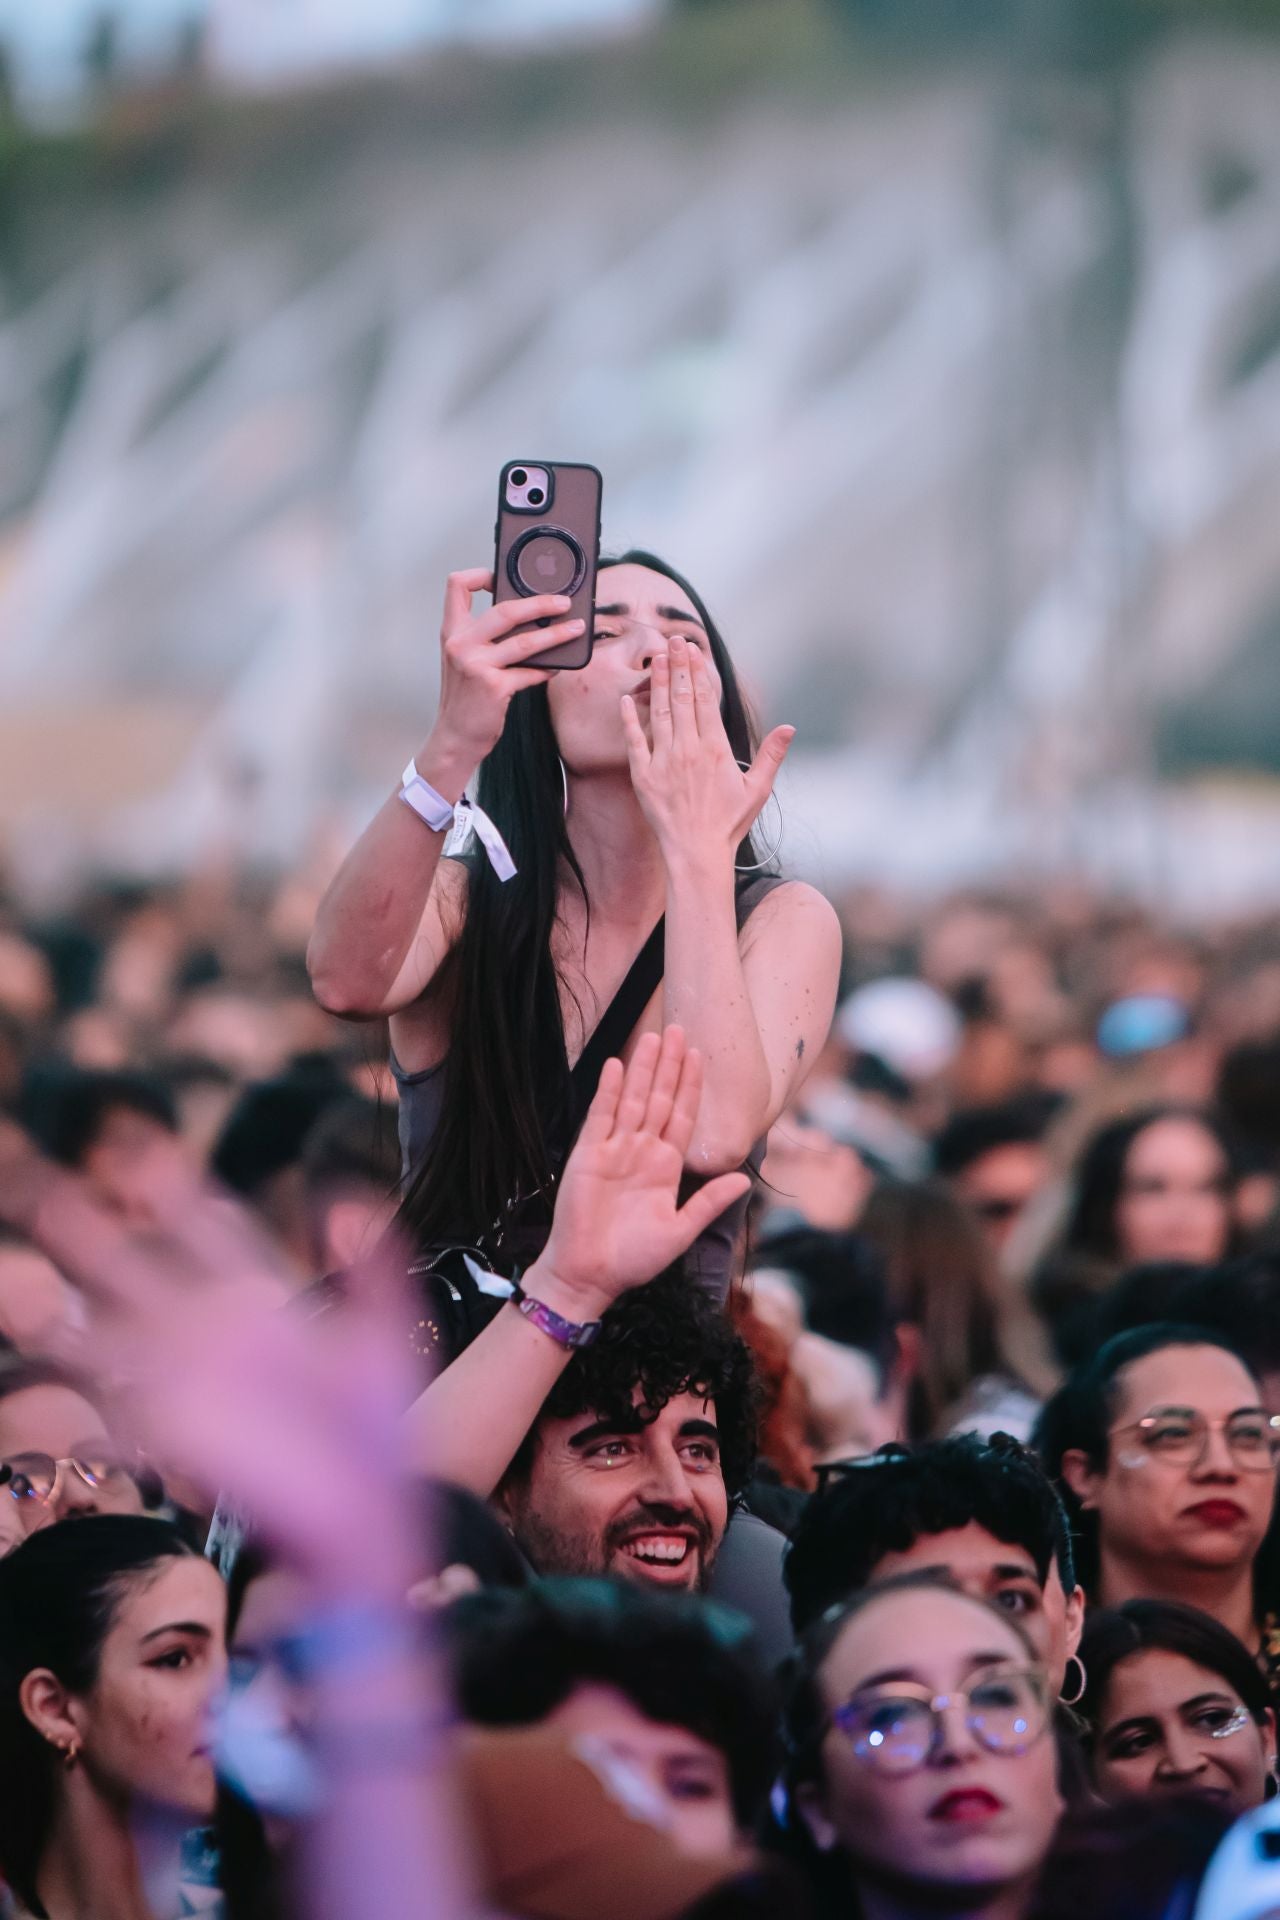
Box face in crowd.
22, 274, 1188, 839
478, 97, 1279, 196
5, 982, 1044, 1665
0, 1376, 145, 1542
951, 1139, 1050, 1255
539, 1682, 736, 1858
1112, 1116, 1233, 1269
1091, 1644, 1274, 1817
795, 1584, 1061, 1905
868, 1519, 1084, 1702
498, 1386, 729, 1595
546, 560, 725, 776
1061, 1342, 1278, 1592
29, 1556, 226, 1819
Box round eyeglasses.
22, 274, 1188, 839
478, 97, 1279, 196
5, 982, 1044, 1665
1, 1450, 133, 1506
1109, 1407, 1280, 1472
832, 1665, 1050, 1775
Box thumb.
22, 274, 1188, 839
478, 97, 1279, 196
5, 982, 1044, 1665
672, 1171, 752, 1248
744, 726, 794, 809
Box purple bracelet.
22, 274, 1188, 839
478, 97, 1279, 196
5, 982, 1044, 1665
510, 1281, 601, 1350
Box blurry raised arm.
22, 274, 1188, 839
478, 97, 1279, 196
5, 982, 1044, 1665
404, 1027, 750, 1492
306, 569, 584, 1018
0, 1124, 480, 1920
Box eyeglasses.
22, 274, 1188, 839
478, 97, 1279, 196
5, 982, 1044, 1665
0, 1450, 135, 1506
1109, 1407, 1280, 1472
832, 1665, 1050, 1774
812, 1448, 913, 1497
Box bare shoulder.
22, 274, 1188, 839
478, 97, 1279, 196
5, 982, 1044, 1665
740, 879, 842, 955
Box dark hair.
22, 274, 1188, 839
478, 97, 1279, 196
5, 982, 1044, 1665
933, 1095, 1058, 1178
1060, 1107, 1236, 1265
751, 1227, 894, 1373
858, 1181, 1006, 1437
0, 1517, 203, 1913
300, 1094, 400, 1199
1176, 1253, 1280, 1379
1029, 1796, 1230, 1920
784, 1433, 1075, 1634
1078, 1598, 1273, 1752
1086, 1262, 1215, 1351
503, 1270, 760, 1501
394, 550, 767, 1263
21, 1068, 177, 1168
1032, 1323, 1262, 1594
446, 1577, 777, 1826
211, 1069, 347, 1197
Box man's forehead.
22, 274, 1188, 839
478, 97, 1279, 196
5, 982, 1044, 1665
552, 1387, 718, 1445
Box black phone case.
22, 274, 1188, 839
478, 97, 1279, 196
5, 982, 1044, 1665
493, 460, 602, 670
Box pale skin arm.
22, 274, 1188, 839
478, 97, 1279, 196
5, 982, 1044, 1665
404, 1027, 750, 1491
624, 635, 843, 1175
307, 570, 584, 1018
0, 1131, 478, 1920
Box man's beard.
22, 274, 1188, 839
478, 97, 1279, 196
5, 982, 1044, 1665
511, 1502, 720, 1592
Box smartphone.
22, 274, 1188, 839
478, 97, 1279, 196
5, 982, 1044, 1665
493, 460, 602, 670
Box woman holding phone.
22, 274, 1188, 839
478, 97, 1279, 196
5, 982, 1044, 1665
308, 550, 840, 1338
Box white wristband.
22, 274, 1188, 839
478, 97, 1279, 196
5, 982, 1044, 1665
398, 759, 517, 884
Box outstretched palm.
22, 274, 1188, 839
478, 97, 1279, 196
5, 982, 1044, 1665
536, 1026, 750, 1308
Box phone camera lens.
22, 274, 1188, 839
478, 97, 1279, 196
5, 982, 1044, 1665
527, 487, 545, 506
510, 468, 528, 487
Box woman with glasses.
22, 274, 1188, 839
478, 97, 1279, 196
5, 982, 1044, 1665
0, 1356, 146, 1543
779, 1572, 1061, 1920
1034, 1326, 1280, 1666
1077, 1598, 1276, 1816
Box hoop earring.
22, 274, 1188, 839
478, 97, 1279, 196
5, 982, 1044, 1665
56, 1738, 80, 1771
1059, 1654, 1087, 1707
558, 755, 569, 819
733, 761, 784, 873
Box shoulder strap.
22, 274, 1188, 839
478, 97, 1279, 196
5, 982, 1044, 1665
566, 916, 666, 1131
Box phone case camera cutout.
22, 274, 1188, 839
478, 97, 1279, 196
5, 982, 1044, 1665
493, 460, 602, 670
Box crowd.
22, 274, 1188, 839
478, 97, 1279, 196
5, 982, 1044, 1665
0, 553, 1278, 1918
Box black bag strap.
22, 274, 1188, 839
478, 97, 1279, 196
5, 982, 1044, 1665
566, 915, 666, 1134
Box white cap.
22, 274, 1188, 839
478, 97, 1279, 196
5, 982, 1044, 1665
837, 978, 961, 1082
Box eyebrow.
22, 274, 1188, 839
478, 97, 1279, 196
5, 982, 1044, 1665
593, 601, 707, 631
139, 1621, 213, 1645
568, 1416, 642, 1451
677, 1420, 720, 1445
855, 1651, 1014, 1692
907, 1561, 1039, 1586
1104, 1694, 1236, 1738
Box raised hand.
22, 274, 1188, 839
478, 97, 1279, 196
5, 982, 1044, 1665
426, 567, 584, 782
619, 634, 794, 869
0, 1134, 419, 1593
529, 1025, 750, 1316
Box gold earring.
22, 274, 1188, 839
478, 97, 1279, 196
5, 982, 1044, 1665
60, 1739, 80, 1770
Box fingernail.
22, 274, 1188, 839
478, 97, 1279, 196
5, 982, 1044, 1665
555, 595, 572, 608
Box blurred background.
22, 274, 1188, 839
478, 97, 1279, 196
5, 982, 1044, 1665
3, 0, 1280, 913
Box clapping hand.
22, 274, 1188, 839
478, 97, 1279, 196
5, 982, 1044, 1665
0, 1125, 418, 1594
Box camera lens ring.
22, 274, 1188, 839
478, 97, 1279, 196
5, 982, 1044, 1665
510, 467, 528, 487
507, 525, 586, 600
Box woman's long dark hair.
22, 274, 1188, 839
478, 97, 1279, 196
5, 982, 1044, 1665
395, 549, 768, 1259
1061, 1106, 1238, 1264
0, 1516, 201, 1915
